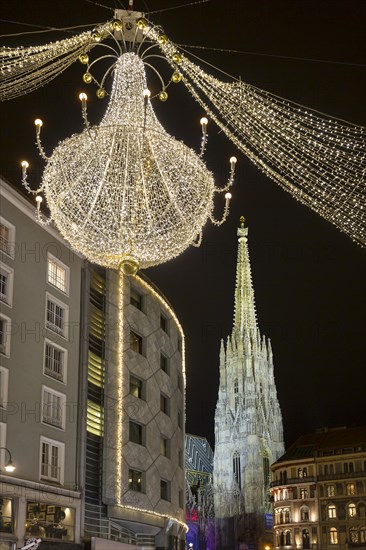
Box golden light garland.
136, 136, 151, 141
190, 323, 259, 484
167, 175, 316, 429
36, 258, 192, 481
1, 11, 365, 247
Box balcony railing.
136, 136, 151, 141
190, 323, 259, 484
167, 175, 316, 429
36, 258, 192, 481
317, 470, 366, 481
271, 476, 316, 487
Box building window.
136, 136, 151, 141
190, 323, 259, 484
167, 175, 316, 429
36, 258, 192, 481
0, 367, 9, 408
300, 488, 308, 499
301, 507, 310, 521
130, 375, 143, 398
178, 449, 183, 468
347, 483, 356, 495
160, 352, 169, 374
284, 508, 290, 523
0, 497, 14, 534
233, 451, 241, 489
329, 528, 338, 545
360, 528, 366, 543
161, 479, 170, 501
129, 421, 143, 445
130, 287, 142, 310
129, 469, 143, 492
0, 262, 14, 307
46, 294, 68, 338
25, 502, 75, 541
234, 379, 238, 393
47, 254, 69, 294
42, 386, 65, 429
178, 410, 183, 429
350, 528, 358, 543
0, 218, 15, 258
348, 503, 356, 517
160, 313, 168, 333
160, 394, 169, 415
327, 485, 336, 497
0, 314, 11, 356
44, 341, 66, 383
130, 330, 142, 354
160, 436, 170, 458
328, 505, 337, 519
302, 467, 308, 477
40, 437, 64, 483
285, 530, 291, 545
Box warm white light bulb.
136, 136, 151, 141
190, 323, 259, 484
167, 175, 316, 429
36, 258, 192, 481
36, 195, 43, 203
200, 117, 208, 127
230, 156, 237, 164
225, 192, 232, 200
143, 88, 151, 99
79, 92, 88, 101
4, 462, 15, 473
21, 160, 29, 168
34, 118, 43, 127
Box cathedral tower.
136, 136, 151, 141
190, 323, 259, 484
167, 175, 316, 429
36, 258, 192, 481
213, 217, 284, 545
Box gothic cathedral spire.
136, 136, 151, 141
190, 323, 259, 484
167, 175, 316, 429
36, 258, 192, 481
214, 217, 284, 548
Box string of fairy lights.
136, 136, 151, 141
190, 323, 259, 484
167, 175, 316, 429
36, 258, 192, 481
0, 13, 365, 256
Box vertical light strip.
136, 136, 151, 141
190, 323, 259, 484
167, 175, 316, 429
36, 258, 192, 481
116, 267, 124, 504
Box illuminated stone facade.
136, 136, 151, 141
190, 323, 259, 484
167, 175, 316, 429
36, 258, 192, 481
213, 218, 284, 546
271, 426, 366, 550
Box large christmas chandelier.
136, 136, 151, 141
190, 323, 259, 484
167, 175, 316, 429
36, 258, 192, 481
1, 9, 365, 248
20, 49, 235, 272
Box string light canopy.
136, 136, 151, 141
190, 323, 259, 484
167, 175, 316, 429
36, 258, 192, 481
1, 10, 365, 248
20, 49, 235, 273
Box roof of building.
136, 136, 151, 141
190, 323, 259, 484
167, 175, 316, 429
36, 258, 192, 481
273, 426, 366, 465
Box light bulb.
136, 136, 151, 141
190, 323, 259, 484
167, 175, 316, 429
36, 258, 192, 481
36, 195, 43, 203
200, 117, 208, 127
143, 88, 151, 99
225, 192, 232, 200
21, 160, 29, 168
34, 118, 43, 127
79, 92, 88, 101
230, 156, 237, 164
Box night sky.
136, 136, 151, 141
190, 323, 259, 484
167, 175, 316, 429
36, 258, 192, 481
1, 0, 365, 450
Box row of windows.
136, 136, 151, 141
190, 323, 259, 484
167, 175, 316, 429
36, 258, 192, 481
326, 502, 366, 519
320, 460, 366, 475
129, 417, 183, 448
128, 468, 183, 507
129, 330, 182, 380
325, 482, 358, 497
130, 372, 182, 407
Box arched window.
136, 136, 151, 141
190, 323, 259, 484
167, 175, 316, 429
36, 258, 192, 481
275, 530, 281, 547
348, 503, 357, 517
330, 528, 338, 545
283, 489, 289, 500
298, 467, 303, 478
302, 529, 310, 550
284, 508, 290, 523
301, 506, 310, 521
303, 467, 308, 478
233, 451, 241, 490
360, 528, 366, 543
328, 505, 337, 519
285, 530, 291, 545
280, 531, 285, 546
358, 503, 366, 517
349, 528, 358, 543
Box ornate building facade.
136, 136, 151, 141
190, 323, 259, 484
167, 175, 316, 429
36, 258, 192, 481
214, 217, 284, 548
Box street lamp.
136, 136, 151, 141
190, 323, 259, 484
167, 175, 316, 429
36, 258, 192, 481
0, 447, 16, 472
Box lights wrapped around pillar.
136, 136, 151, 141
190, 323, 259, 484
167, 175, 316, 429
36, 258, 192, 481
22, 52, 236, 273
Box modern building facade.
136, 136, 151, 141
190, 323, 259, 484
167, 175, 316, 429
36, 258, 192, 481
271, 426, 366, 550
214, 217, 284, 549
0, 176, 186, 550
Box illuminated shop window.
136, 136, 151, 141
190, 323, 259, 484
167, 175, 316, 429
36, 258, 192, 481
330, 528, 338, 545
25, 502, 75, 541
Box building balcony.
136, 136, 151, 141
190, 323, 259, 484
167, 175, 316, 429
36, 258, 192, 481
271, 476, 316, 487
317, 470, 366, 482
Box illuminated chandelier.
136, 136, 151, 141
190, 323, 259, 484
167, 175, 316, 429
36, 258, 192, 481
1, 9, 365, 248
20, 47, 235, 273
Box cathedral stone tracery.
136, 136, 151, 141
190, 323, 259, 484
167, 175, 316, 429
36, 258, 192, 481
213, 217, 284, 547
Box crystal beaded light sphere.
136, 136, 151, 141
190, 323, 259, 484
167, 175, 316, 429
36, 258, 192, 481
40, 53, 217, 270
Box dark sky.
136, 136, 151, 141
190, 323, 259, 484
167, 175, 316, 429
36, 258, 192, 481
1, 0, 365, 450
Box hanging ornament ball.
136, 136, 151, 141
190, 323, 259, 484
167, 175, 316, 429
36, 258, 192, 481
158, 34, 168, 45
120, 255, 140, 276
79, 53, 89, 65
112, 19, 123, 31
172, 52, 183, 64
137, 18, 147, 30
172, 72, 182, 83
96, 88, 106, 99
83, 72, 93, 84
159, 90, 168, 102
